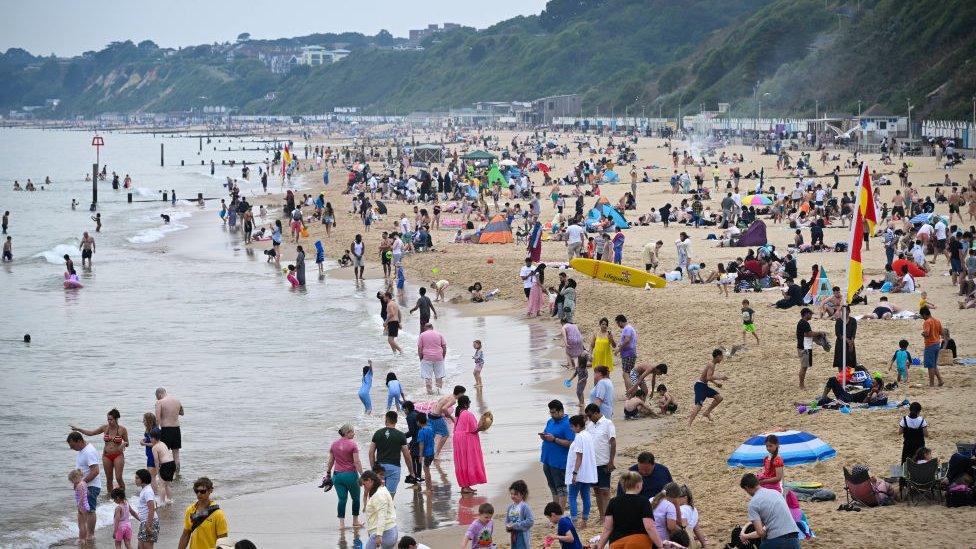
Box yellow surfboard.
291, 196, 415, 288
569, 258, 666, 289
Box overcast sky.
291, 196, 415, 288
0, 0, 549, 57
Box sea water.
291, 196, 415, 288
0, 129, 559, 547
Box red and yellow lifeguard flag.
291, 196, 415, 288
845, 164, 880, 303
280, 145, 292, 177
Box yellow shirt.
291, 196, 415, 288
364, 486, 397, 536
182, 501, 228, 549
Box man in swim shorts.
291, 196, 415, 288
154, 387, 184, 469
80, 231, 95, 268
428, 385, 465, 459
688, 349, 728, 426
384, 292, 404, 354
417, 322, 447, 393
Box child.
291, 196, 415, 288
888, 339, 912, 383
505, 480, 534, 549
140, 413, 159, 493
338, 250, 352, 267
679, 487, 709, 548
395, 262, 406, 297
416, 413, 435, 493
462, 502, 496, 549
149, 428, 175, 506
112, 488, 133, 549
286, 265, 299, 287
688, 349, 728, 426
544, 501, 582, 549
758, 434, 784, 492
741, 299, 759, 344
386, 372, 405, 412
472, 340, 485, 387
129, 469, 157, 548
586, 236, 595, 259
69, 469, 90, 543
314, 240, 325, 275
431, 279, 449, 302
919, 291, 936, 310
359, 361, 373, 415
655, 384, 677, 415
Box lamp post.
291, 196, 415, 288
857, 100, 862, 117
907, 99, 914, 143
758, 92, 771, 121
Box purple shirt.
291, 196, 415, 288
619, 325, 637, 358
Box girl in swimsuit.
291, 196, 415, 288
140, 412, 159, 493
359, 361, 373, 415
70, 408, 129, 492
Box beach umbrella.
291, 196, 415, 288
727, 430, 836, 467
536, 162, 550, 173
499, 159, 518, 167
741, 194, 773, 206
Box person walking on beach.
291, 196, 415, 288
368, 411, 416, 496
360, 470, 398, 549
131, 469, 158, 549
688, 349, 728, 426
453, 395, 488, 494
614, 315, 637, 391
920, 307, 945, 387
526, 263, 546, 317
540, 399, 574, 509
589, 318, 616, 374
430, 385, 465, 458
520, 258, 534, 299
409, 287, 438, 330
154, 388, 184, 470
67, 431, 101, 543
584, 403, 616, 520
384, 292, 404, 355
417, 322, 447, 393
69, 408, 129, 493
324, 424, 364, 530
295, 245, 306, 286
177, 477, 228, 549
80, 231, 95, 268
351, 234, 365, 281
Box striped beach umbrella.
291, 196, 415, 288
741, 194, 773, 206
727, 430, 836, 467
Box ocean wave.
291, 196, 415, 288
132, 187, 159, 198
4, 503, 114, 549
33, 243, 81, 264
128, 222, 188, 244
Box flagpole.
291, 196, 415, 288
842, 163, 868, 391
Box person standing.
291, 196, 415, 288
2, 210, 8, 234
368, 411, 415, 496
409, 287, 438, 331
453, 395, 488, 494
614, 315, 637, 392
80, 231, 96, 268
177, 477, 228, 549
589, 366, 614, 420
69, 408, 129, 493
920, 307, 945, 387
351, 234, 366, 281
360, 471, 398, 549
519, 258, 535, 299
539, 399, 574, 509
295, 245, 306, 286
566, 221, 585, 260
67, 431, 101, 543
385, 293, 404, 355
795, 308, 825, 389
526, 263, 546, 317
154, 387, 184, 470
565, 414, 597, 527
584, 404, 616, 520
675, 232, 691, 272
833, 306, 856, 372
324, 424, 364, 530
899, 402, 928, 468
417, 322, 447, 393
737, 473, 801, 549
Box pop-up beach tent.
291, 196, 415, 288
586, 196, 630, 229
476, 214, 514, 244
412, 144, 443, 164
736, 220, 768, 247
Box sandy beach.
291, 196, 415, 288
39, 127, 976, 549
244, 130, 976, 548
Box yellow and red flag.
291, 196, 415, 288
845, 164, 880, 303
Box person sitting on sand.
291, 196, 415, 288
468, 283, 485, 303
338, 250, 352, 267
655, 385, 677, 415
622, 388, 655, 420
819, 287, 843, 319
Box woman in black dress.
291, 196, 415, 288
833, 305, 857, 371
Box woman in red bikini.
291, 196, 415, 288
70, 408, 130, 492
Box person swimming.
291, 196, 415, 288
160, 214, 170, 224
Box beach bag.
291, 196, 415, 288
880, 281, 892, 293
300, 226, 309, 238
938, 349, 953, 366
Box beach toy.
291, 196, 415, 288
564, 379, 573, 388
840, 406, 851, 414
543, 535, 555, 548
487, 257, 494, 264
912, 357, 921, 365
797, 405, 808, 414
431, 268, 441, 274
477, 411, 494, 431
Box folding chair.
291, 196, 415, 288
903, 459, 941, 505
842, 467, 878, 509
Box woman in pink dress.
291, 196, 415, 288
452, 395, 487, 494
526, 263, 546, 317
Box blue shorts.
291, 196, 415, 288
86, 486, 100, 513
693, 381, 718, 406
429, 416, 450, 437
923, 343, 940, 369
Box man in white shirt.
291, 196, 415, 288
67, 431, 101, 540
399, 214, 410, 235
565, 222, 585, 260
519, 258, 534, 299
933, 220, 948, 263
584, 403, 617, 519
911, 240, 926, 268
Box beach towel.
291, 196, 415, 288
953, 357, 976, 365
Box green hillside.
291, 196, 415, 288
1, 0, 973, 119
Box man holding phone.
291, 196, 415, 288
539, 399, 575, 509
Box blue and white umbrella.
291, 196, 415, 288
727, 430, 836, 468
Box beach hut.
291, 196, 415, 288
736, 220, 768, 247
586, 196, 630, 229
476, 214, 514, 244
412, 144, 443, 164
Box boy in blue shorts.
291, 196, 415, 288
888, 339, 912, 384
688, 349, 728, 426
416, 413, 435, 492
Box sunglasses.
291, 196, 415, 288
194, 488, 210, 494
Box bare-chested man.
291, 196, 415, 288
688, 349, 728, 426
154, 387, 184, 470
384, 291, 403, 354
429, 385, 465, 459
80, 231, 95, 268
